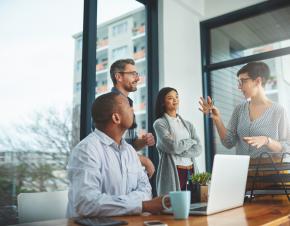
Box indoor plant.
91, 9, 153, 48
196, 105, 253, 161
191, 172, 211, 202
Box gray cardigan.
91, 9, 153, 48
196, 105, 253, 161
153, 114, 202, 196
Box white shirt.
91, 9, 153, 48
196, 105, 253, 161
165, 113, 193, 166
66, 129, 152, 217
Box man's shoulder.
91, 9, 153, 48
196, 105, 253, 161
111, 87, 133, 105
121, 141, 140, 160
72, 132, 94, 149
111, 87, 120, 94
72, 131, 107, 154
123, 141, 137, 152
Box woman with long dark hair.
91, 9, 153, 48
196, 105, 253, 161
153, 87, 202, 196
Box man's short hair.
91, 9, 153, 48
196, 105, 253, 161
91, 92, 121, 129
110, 59, 135, 85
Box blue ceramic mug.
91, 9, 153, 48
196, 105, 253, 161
162, 191, 191, 219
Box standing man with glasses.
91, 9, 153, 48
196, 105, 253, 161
110, 58, 156, 178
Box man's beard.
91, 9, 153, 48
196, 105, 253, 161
124, 84, 137, 92
129, 114, 137, 129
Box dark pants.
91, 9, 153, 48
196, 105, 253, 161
177, 166, 195, 203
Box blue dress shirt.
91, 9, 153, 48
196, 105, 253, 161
66, 129, 152, 217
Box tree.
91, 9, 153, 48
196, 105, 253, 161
0, 105, 79, 167
0, 105, 79, 211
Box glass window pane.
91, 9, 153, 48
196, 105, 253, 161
211, 66, 244, 155
210, 6, 290, 63
95, 1, 147, 152
0, 1, 83, 224
211, 55, 290, 154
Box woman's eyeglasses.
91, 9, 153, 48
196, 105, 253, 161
237, 78, 252, 86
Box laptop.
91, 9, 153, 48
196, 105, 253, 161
164, 154, 250, 216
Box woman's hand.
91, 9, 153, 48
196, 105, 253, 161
198, 96, 220, 121
243, 136, 268, 149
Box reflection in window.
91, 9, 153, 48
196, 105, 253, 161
210, 6, 290, 63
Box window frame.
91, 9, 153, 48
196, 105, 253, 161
200, 0, 290, 171
80, 0, 159, 195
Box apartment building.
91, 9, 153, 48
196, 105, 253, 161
72, 7, 147, 145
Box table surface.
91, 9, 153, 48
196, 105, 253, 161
10, 199, 290, 226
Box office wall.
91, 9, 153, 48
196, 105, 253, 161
158, 0, 205, 170
158, 0, 266, 171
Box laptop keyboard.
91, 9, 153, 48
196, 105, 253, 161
191, 206, 207, 212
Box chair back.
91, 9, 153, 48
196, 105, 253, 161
17, 190, 68, 223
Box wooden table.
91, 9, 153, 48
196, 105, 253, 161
10, 199, 290, 226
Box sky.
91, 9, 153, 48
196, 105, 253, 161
0, 0, 143, 128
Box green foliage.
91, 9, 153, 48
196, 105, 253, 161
191, 172, 211, 186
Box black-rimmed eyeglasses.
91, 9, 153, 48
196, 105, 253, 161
117, 71, 140, 77
237, 78, 252, 86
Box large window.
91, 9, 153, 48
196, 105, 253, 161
98, 0, 148, 153
201, 1, 290, 170
0, 1, 158, 223
0, 1, 83, 224
73, 0, 149, 153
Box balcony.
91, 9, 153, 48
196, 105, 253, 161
134, 49, 145, 60
134, 102, 146, 112
97, 39, 108, 49
96, 60, 108, 72
96, 85, 108, 94
132, 25, 145, 36
138, 75, 146, 87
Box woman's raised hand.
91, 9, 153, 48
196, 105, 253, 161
198, 96, 220, 120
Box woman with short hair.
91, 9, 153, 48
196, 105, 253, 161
199, 61, 290, 157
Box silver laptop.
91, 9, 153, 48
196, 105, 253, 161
189, 154, 250, 215
164, 154, 250, 216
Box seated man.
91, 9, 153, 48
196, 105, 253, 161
66, 92, 166, 217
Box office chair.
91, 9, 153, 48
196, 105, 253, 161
17, 190, 68, 223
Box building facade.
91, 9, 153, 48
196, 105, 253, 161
72, 8, 147, 148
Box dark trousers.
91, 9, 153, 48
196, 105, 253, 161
177, 166, 195, 203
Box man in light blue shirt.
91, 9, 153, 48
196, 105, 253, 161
66, 92, 167, 217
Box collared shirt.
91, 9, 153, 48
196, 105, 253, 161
66, 129, 152, 217
165, 113, 193, 166
111, 87, 138, 145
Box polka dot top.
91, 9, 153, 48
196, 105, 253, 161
222, 101, 290, 158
